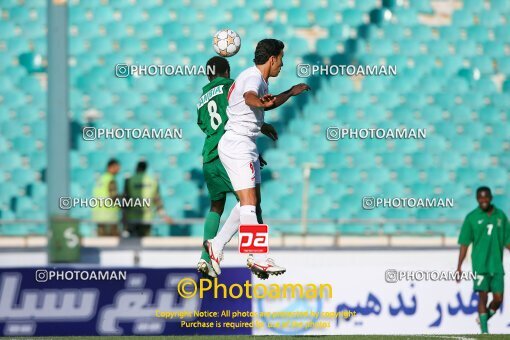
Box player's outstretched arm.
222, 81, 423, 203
263, 83, 310, 111
456, 244, 468, 282
244, 91, 275, 109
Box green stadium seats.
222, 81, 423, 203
494, 25, 510, 42
350, 182, 379, 197
383, 25, 406, 41
270, 0, 294, 10
369, 38, 393, 56
467, 151, 492, 169
351, 152, 377, 168
480, 136, 505, 154
342, 8, 365, 26
12, 136, 38, 154
450, 135, 475, 154
369, 8, 392, 26
483, 167, 508, 186
338, 224, 370, 235
375, 91, 400, 108
315, 9, 338, 26
483, 41, 505, 58
408, 0, 432, 13
363, 105, 387, 121
466, 25, 489, 42
455, 40, 477, 58
273, 167, 302, 184
426, 169, 451, 186
427, 40, 451, 59
11, 168, 37, 186
479, 10, 502, 28
380, 181, 406, 197
462, 0, 484, 12
12, 194, 36, 213
496, 57, 510, 75
316, 38, 338, 55
90, 6, 116, 24
395, 167, 420, 183
307, 223, 336, 235
452, 10, 473, 27
434, 91, 458, 109
438, 26, 461, 43
0, 0, 507, 232
456, 168, 480, 184
392, 8, 419, 26
286, 8, 310, 26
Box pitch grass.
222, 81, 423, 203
5, 336, 508, 340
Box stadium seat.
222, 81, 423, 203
342, 9, 365, 26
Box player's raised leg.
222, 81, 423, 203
203, 201, 240, 276
245, 183, 285, 277
487, 292, 503, 321
198, 198, 225, 278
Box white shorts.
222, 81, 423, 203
218, 130, 261, 191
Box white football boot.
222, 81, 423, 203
203, 240, 224, 276
197, 259, 217, 278
247, 255, 286, 279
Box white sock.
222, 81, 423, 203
240, 205, 258, 224
214, 202, 240, 248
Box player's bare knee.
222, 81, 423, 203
493, 293, 503, 304
210, 199, 226, 215
237, 188, 258, 206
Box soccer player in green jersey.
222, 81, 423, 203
196, 56, 275, 278
456, 186, 510, 334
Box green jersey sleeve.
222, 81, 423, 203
458, 214, 473, 246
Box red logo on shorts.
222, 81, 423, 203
239, 224, 269, 253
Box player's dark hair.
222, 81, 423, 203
253, 39, 285, 65
206, 56, 230, 79
136, 161, 147, 172
107, 158, 119, 168
476, 186, 492, 197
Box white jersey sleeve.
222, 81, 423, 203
242, 74, 263, 95
224, 66, 268, 138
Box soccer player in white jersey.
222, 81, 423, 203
204, 39, 310, 278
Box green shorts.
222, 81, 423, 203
474, 273, 504, 293
203, 157, 236, 201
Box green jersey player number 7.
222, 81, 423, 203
456, 186, 510, 334
196, 56, 277, 279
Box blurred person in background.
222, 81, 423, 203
92, 158, 121, 236
124, 160, 172, 237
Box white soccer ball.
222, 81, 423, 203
213, 29, 241, 57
